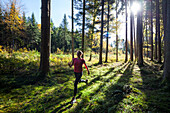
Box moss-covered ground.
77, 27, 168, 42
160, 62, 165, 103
0, 50, 169, 113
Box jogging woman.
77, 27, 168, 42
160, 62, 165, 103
68, 50, 90, 104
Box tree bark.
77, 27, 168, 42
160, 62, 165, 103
116, 0, 118, 62
125, 0, 128, 62
89, 0, 97, 61
105, 0, 110, 63
137, 0, 143, 66
134, 18, 137, 59
162, 0, 167, 64
99, 0, 104, 64
155, 0, 158, 60
72, 0, 74, 59
40, 0, 51, 75
163, 0, 170, 84
82, 0, 85, 57
145, 3, 148, 58
130, 0, 133, 61
157, 0, 161, 63
150, 0, 153, 61
89, 12, 96, 61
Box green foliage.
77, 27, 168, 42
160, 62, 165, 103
0, 5, 3, 44
59, 14, 71, 52
51, 15, 83, 53
26, 13, 41, 51
2, 0, 24, 49
74, 29, 82, 49
0, 1, 41, 51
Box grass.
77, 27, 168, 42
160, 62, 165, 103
0, 50, 170, 113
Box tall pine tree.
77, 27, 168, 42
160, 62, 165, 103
26, 13, 41, 50
60, 14, 71, 52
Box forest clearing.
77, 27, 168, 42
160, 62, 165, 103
0, 50, 169, 112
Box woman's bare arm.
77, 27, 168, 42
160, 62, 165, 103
68, 60, 74, 67
84, 62, 90, 75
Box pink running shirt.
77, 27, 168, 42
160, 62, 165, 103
73, 58, 85, 73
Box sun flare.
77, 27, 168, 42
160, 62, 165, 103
131, 2, 141, 15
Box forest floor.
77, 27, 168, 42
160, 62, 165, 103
0, 50, 170, 113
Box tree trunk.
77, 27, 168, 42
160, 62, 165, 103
125, 0, 128, 62
82, 0, 85, 57
99, 0, 104, 64
49, 27, 51, 54
116, 0, 118, 62
134, 18, 137, 59
89, 11, 96, 61
72, 0, 74, 59
137, 0, 143, 66
150, 0, 153, 61
162, 0, 167, 64
145, 4, 148, 58
155, 0, 158, 60
157, 0, 161, 63
105, 0, 110, 63
40, 0, 51, 75
130, 0, 133, 61
163, 0, 170, 84
89, 0, 96, 61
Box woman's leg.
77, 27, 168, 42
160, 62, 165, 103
74, 72, 82, 96
79, 72, 88, 84
79, 72, 86, 82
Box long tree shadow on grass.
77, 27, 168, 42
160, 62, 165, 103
16, 61, 129, 113
51, 62, 130, 113
0, 55, 75, 112
100, 61, 135, 112
51, 93, 83, 113
74, 62, 129, 101
64, 61, 135, 113
82, 62, 128, 88
138, 61, 170, 112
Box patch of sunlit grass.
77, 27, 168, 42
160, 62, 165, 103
0, 48, 168, 112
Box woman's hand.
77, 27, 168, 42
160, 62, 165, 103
68, 62, 72, 67
88, 70, 90, 75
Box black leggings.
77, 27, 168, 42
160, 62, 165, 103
74, 72, 86, 96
